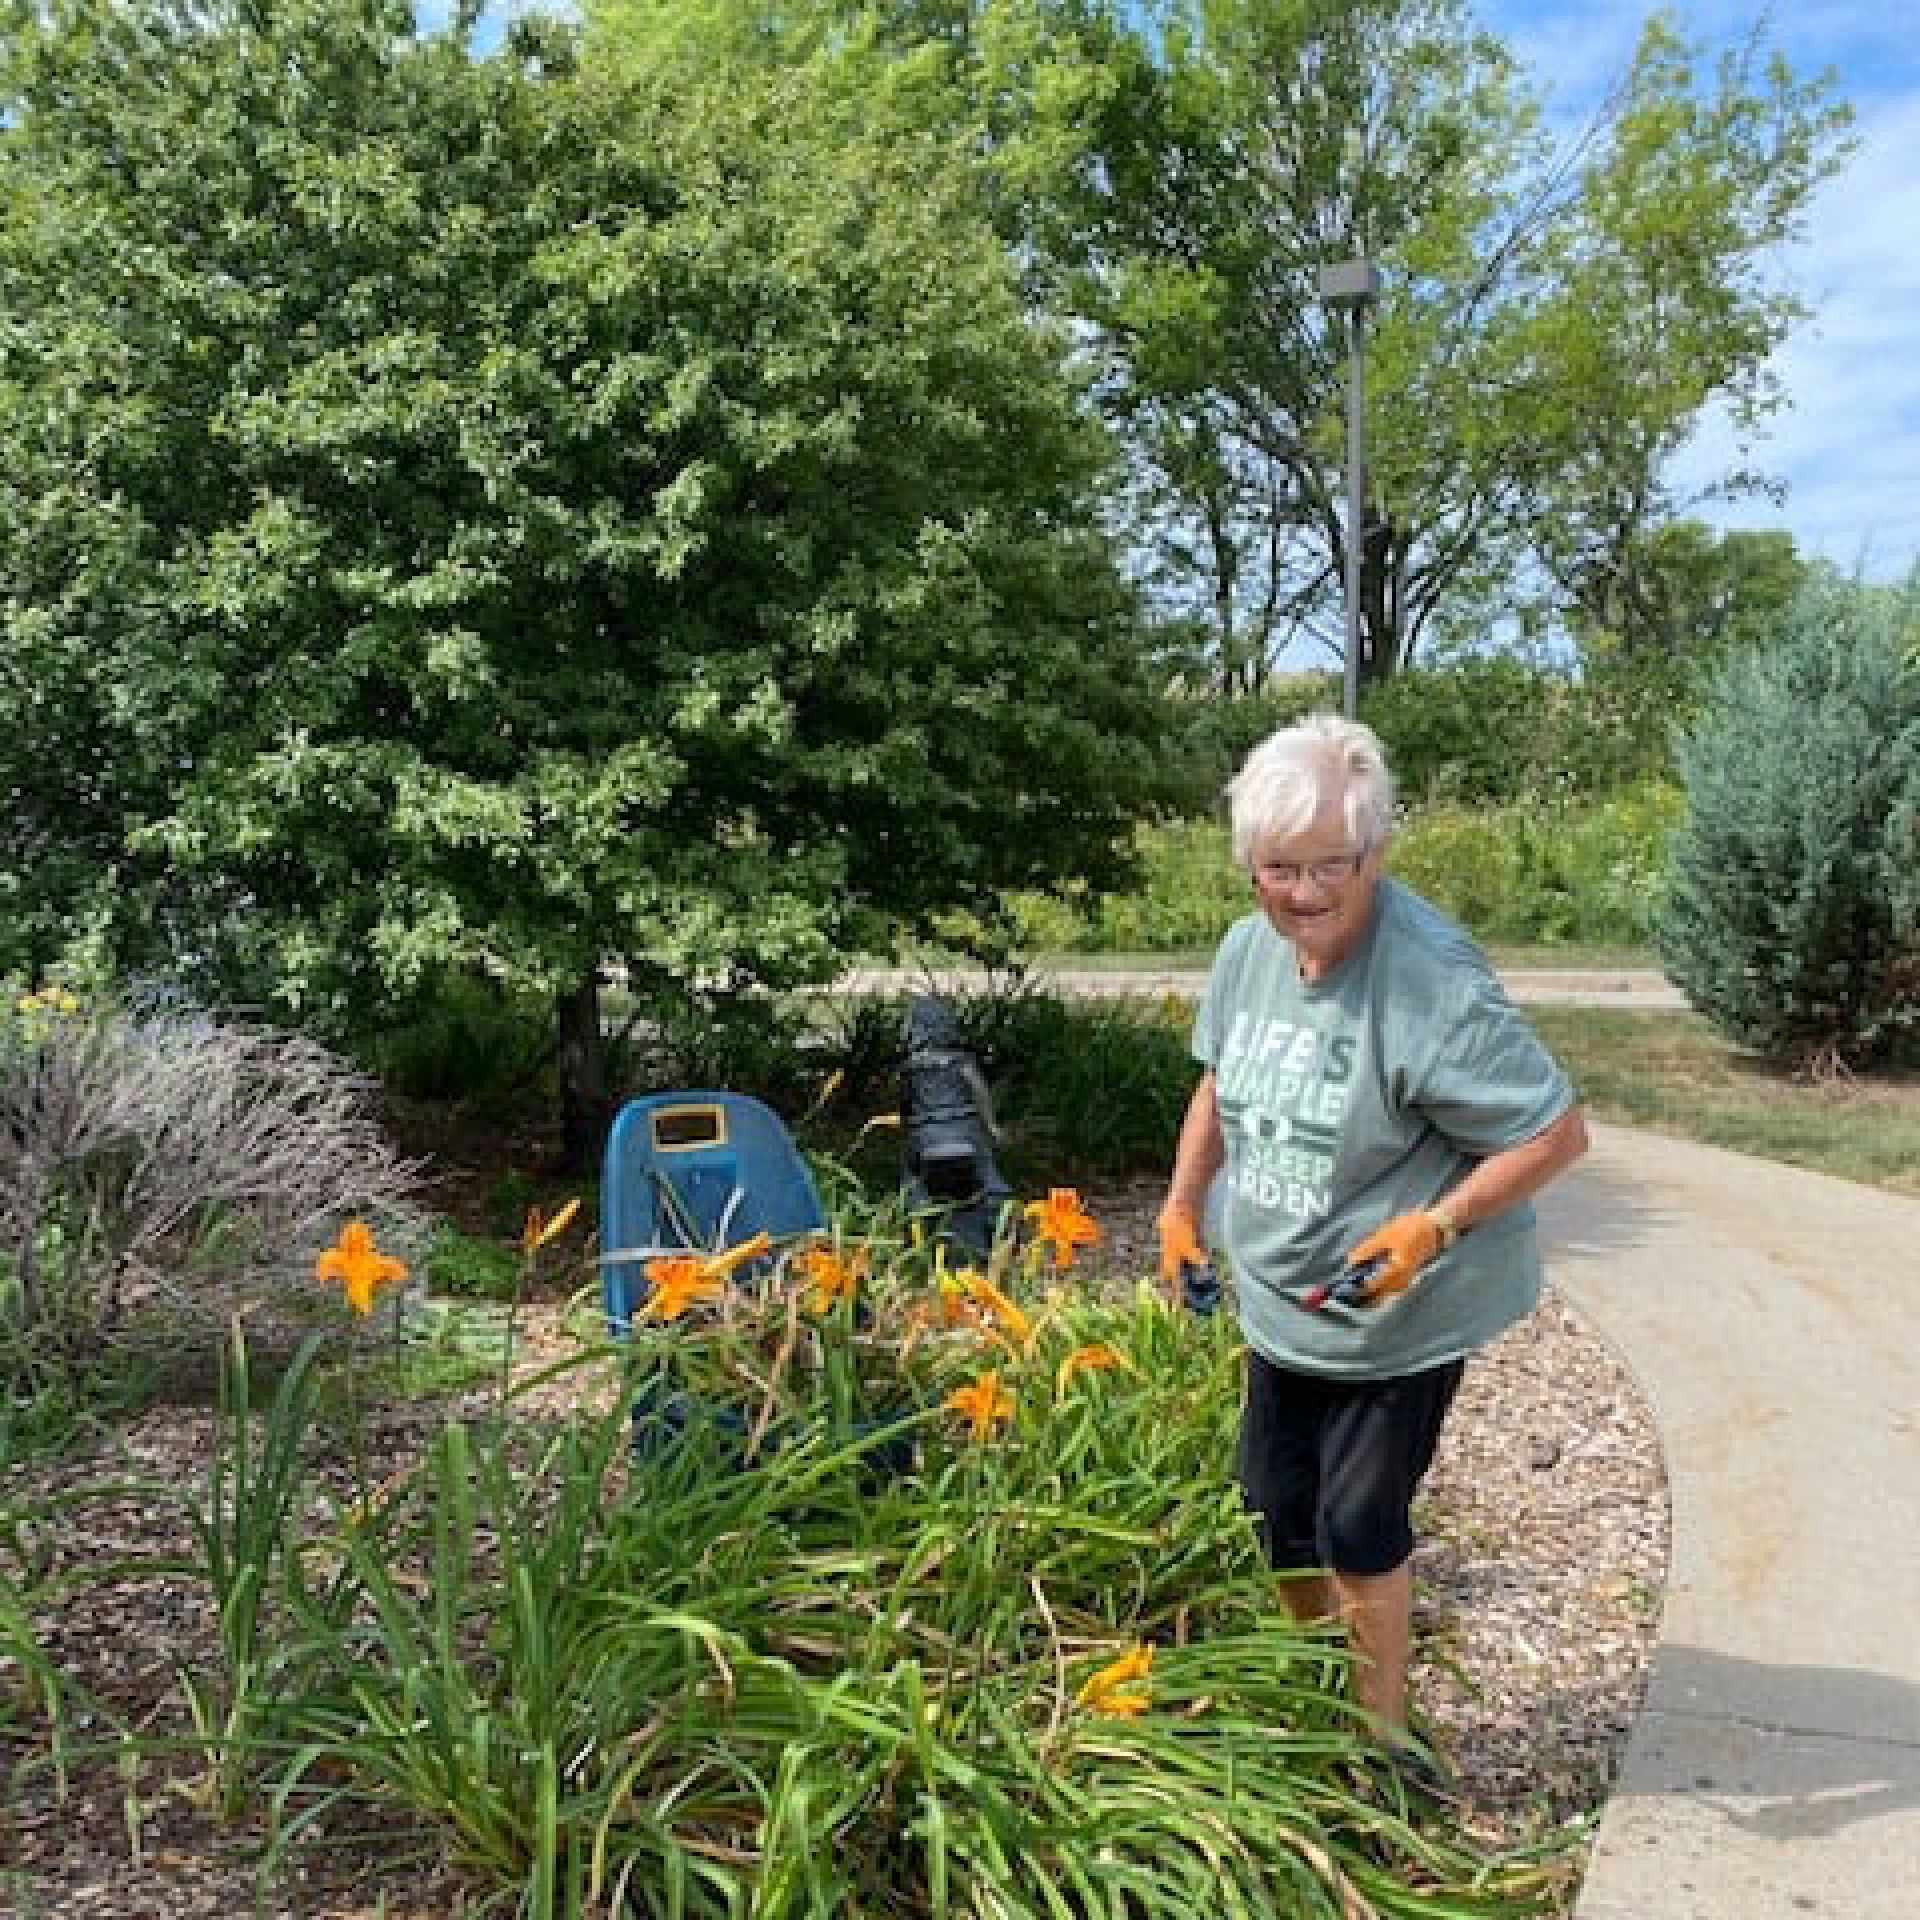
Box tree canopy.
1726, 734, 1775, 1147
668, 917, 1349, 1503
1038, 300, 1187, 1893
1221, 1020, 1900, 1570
1075, 0, 1851, 684
659, 0, 1851, 688
0, 0, 1163, 1156
1564, 520, 1811, 670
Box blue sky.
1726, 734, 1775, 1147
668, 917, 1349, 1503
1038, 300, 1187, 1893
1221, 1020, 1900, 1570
1480, 2, 1920, 578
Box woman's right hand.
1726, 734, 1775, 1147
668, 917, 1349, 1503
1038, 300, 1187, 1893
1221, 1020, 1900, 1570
1155, 1208, 1208, 1307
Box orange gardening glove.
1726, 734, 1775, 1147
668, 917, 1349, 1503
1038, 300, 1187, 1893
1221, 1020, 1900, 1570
1156, 1208, 1208, 1307
1337, 1210, 1448, 1305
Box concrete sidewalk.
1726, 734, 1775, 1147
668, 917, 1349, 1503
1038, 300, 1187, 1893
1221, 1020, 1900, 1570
1539, 1125, 1920, 1920
838, 964, 1686, 1009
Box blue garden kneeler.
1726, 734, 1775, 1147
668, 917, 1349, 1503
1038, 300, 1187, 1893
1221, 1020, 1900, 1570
599, 1090, 826, 1337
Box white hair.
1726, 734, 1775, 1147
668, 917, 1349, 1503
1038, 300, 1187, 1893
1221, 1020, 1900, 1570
1225, 713, 1397, 867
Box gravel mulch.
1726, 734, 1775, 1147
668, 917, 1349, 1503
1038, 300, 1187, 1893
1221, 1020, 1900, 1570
2, 1179, 1667, 1917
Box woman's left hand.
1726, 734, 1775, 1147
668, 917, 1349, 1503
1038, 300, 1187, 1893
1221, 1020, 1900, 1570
1340, 1210, 1448, 1302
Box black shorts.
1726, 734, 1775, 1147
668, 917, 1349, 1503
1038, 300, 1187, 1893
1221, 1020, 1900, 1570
1236, 1348, 1465, 1577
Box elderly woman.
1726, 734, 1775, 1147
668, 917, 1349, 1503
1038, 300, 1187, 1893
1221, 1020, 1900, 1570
1158, 713, 1588, 1760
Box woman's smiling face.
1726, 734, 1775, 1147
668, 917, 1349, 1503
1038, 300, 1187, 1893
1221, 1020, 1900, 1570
1248, 793, 1385, 981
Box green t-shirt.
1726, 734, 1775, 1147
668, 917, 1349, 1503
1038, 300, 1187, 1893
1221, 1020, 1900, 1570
1193, 878, 1575, 1380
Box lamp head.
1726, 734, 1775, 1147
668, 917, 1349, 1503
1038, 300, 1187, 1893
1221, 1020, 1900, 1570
1318, 259, 1382, 308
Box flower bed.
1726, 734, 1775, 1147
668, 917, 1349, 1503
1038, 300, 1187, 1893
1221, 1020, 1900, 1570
9, 1191, 1575, 1918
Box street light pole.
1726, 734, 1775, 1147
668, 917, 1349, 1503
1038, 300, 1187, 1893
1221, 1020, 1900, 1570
1317, 259, 1381, 721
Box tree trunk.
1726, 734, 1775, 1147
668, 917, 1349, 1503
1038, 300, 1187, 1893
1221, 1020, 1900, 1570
1358, 506, 1401, 688
556, 973, 609, 1175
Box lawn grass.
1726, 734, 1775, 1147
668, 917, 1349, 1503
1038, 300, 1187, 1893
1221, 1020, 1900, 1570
1483, 943, 1658, 973
1526, 1006, 1920, 1198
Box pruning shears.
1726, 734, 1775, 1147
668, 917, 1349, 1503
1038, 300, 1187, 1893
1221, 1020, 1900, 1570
1301, 1253, 1387, 1312
1179, 1258, 1222, 1315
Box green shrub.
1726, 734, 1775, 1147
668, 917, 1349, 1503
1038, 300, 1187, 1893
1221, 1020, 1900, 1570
995, 783, 1677, 956
422, 1224, 524, 1303
1362, 656, 1561, 805
1156, 674, 1342, 813
999, 817, 1246, 957
1392, 782, 1680, 946
799, 985, 1196, 1183
1384, 808, 1534, 936
1363, 656, 1684, 805
353, 974, 552, 1114
614, 988, 822, 1115
1154, 656, 1686, 830
1657, 573, 1920, 1069
951, 986, 1199, 1181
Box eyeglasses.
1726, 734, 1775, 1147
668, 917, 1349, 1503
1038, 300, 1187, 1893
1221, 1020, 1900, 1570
1252, 852, 1367, 889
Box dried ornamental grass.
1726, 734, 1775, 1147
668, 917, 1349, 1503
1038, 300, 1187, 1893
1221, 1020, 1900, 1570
1, 985, 424, 1381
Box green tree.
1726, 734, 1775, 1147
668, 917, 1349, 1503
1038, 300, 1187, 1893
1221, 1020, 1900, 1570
1563, 520, 1810, 670
721, 2, 1847, 690
1657, 570, 1920, 1071
1555, 519, 1814, 765
1070, 1, 1851, 688
0, 0, 1161, 1163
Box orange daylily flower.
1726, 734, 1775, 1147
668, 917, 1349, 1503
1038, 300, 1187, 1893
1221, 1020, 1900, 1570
521, 1195, 582, 1255
1076, 1643, 1153, 1717
315, 1220, 408, 1317
639, 1232, 772, 1321
943, 1369, 1015, 1439
796, 1242, 864, 1314
1055, 1342, 1132, 1395
640, 1255, 724, 1321
962, 1271, 1031, 1344
1024, 1188, 1102, 1272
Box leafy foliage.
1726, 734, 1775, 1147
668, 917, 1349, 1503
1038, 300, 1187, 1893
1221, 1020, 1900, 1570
1561, 521, 1812, 675
1657, 573, 1920, 1070
800, 0, 1851, 687
1134, 652, 1687, 832
1155, 672, 1343, 814
422, 1224, 526, 1304
354, 975, 553, 1113
791, 980, 1200, 1184
990, 816, 1247, 956
944, 984, 1200, 1180
992, 779, 1678, 955
0, 0, 1163, 1156
1388, 783, 1679, 946
1362, 657, 1677, 804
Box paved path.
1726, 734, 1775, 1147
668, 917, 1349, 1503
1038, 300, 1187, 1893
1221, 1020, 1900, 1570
839, 965, 1687, 1009
1540, 1125, 1920, 1920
